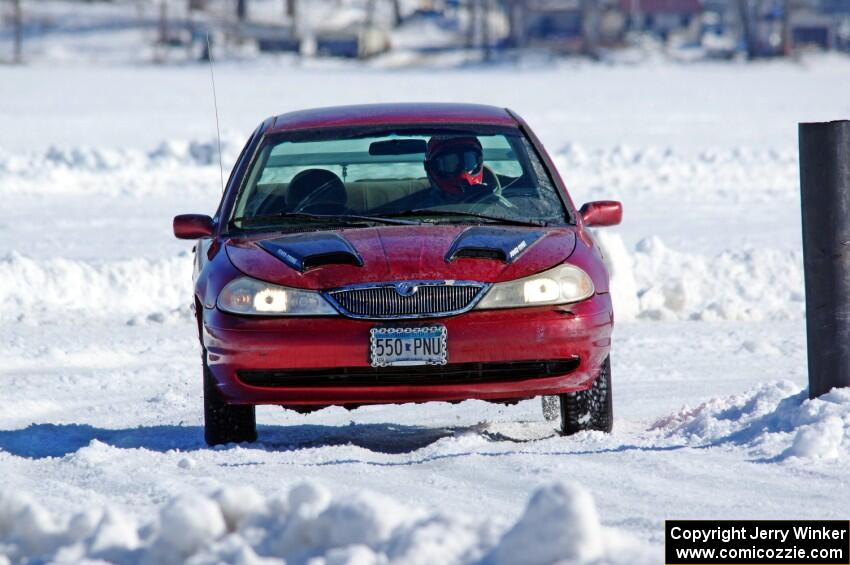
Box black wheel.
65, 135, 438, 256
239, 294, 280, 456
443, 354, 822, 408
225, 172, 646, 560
559, 356, 613, 435
203, 358, 257, 446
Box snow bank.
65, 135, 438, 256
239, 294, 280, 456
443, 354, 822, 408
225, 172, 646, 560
1, 235, 803, 324
0, 138, 805, 323
0, 138, 240, 176
555, 144, 798, 203
653, 381, 850, 462
0, 482, 658, 565
1, 232, 801, 326
0, 252, 193, 321
0, 140, 798, 200
596, 232, 804, 321
0, 137, 241, 197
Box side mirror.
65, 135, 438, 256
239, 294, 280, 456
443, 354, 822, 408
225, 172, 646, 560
173, 214, 215, 239
579, 201, 622, 227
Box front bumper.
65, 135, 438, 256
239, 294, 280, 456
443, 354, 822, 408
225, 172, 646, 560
203, 293, 613, 406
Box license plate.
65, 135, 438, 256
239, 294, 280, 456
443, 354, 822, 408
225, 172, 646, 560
370, 326, 447, 367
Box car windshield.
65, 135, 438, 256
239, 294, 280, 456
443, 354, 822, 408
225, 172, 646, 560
230, 127, 569, 230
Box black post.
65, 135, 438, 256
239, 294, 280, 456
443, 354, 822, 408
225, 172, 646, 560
799, 120, 850, 399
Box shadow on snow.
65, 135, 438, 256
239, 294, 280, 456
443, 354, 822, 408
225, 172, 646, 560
0, 421, 506, 459
0, 420, 693, 463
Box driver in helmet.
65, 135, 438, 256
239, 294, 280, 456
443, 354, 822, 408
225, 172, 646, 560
424, 136, 492, 203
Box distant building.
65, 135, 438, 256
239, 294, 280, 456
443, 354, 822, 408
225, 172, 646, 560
819, 0, 850, 50
502, 0, 626, 54
504, 0, 586, 53
790, 11, 837, 50
240, 23, 300, 54
820, 0, 850, 15
619, 0, 703, 38
313, 25, 390, 59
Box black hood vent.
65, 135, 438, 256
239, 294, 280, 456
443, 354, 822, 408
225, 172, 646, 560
258, 232, 363, 272
445, 227, 545, 264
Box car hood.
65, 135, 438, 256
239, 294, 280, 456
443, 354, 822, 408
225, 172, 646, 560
225, 224, 577, 290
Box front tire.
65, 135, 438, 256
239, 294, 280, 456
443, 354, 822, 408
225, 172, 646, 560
203, 358, 257, 446
559, 356, 613, 435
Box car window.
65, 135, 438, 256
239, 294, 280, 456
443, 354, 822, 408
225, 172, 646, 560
230, 128, 568, 228
258, 136, 430, 184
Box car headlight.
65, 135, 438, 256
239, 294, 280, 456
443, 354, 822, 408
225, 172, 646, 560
217, 277, 338, 316
475, 264, 594, 310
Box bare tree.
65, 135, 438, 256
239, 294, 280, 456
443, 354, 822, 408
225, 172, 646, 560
505, 0, 527, 48
736, 0, 758, 59
466, 0, 476, 48
390, 0, 402, 27
158, 0, 167, 43
581, 0, 600, 57
12, 0, 22, 63
482, 0, 492, 61
153, 0, 168, 63
737, 0, 793, 59
286, 0, 298, 36
781, 0, 792, 56
366, 0, 376, 27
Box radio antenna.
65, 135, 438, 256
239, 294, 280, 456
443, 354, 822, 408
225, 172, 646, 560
206, 32, 225, 193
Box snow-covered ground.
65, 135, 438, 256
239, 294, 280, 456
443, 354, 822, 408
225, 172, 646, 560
2, 42, 850, 563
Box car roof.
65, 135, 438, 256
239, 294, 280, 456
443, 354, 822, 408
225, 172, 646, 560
267, 103, 518, 133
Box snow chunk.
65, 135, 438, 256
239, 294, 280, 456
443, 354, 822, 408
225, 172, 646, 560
490, 482, 603, 565
654, 381, 850, 462
319, 544, 380, 565
0, 491, 62, 560
213, 486, 267, 531
0, 482, 658, 564
289, 481, 332, 514
314, 493, 407, 549
386, 514, 493, 565
85, 507, 139, 555
786, 416, 845, 460
155, 494, 227, 559
259, 486, 410, 561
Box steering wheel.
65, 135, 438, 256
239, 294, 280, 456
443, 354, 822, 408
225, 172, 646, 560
291, 179, 343, 215
482, 165, 502, 195
460, 166, 515, 211
455, 167, 501, 204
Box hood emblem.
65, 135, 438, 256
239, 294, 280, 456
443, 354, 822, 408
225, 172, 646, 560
509, 240, 528, 259
394, 282, 419, 297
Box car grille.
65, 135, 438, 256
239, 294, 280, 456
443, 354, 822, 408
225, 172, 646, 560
237, 359, 580, 388
325, 282, 485, 319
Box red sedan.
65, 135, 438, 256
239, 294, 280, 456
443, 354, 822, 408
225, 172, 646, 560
174, 103, 622, 445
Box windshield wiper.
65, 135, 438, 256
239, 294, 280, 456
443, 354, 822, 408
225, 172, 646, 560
229, 212, 421, 229
384, 209, 547, 227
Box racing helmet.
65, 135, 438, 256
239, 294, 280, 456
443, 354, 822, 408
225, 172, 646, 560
425, 136, 486, 197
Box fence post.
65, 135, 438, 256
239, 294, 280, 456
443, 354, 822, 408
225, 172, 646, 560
799, 120, 850, 399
